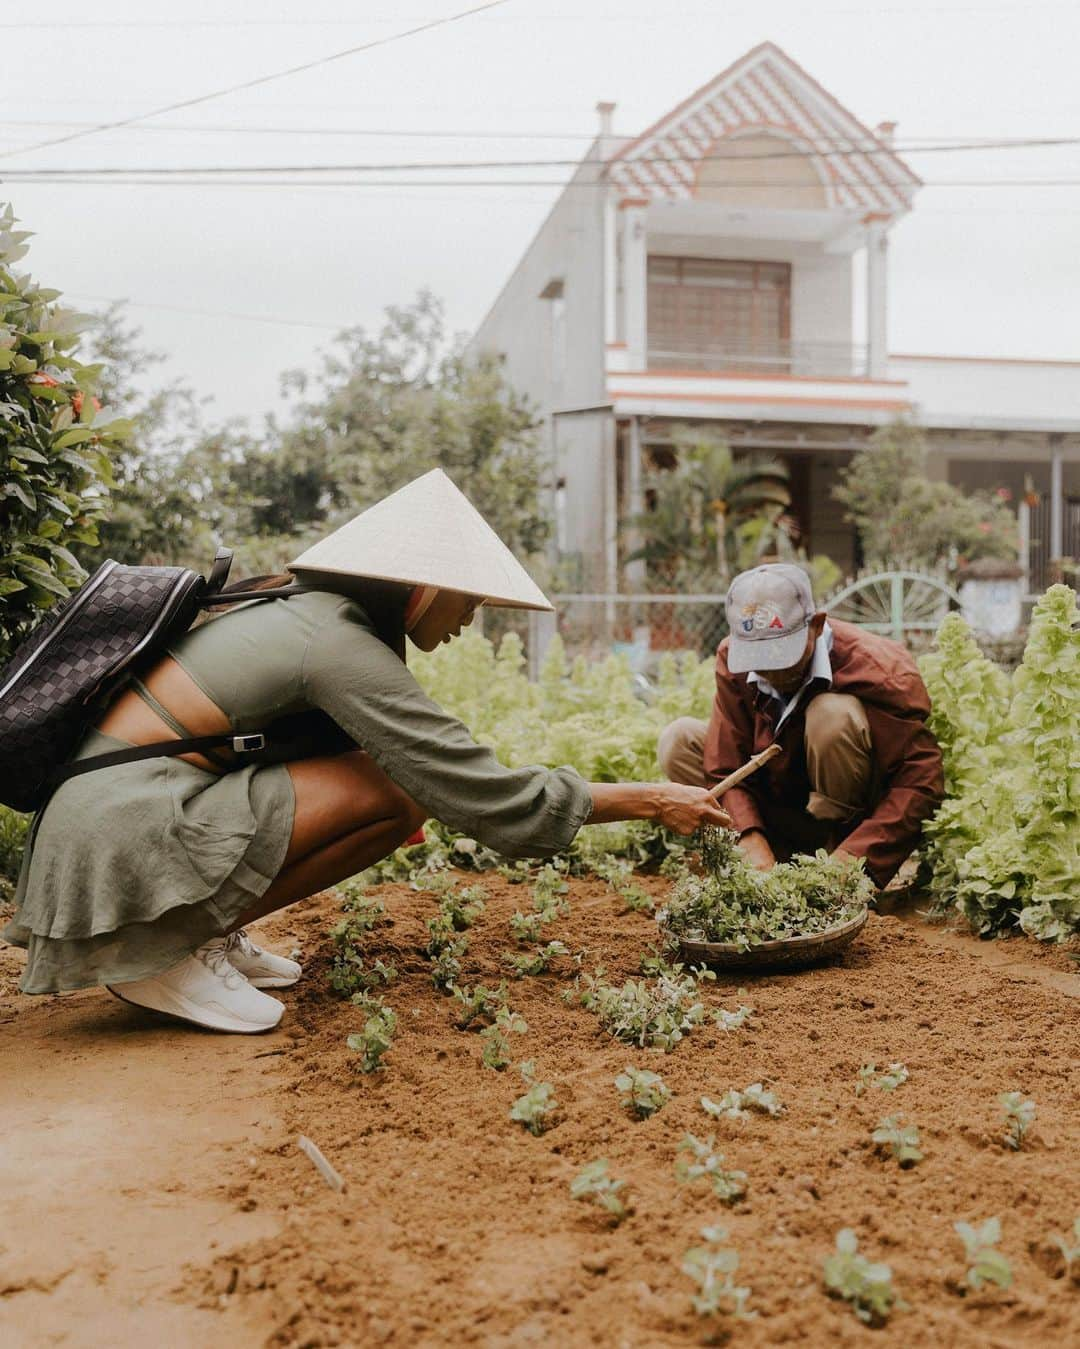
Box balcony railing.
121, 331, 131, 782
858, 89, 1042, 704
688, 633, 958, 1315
646, 340, 869, 379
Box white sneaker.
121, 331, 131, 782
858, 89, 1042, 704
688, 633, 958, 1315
220, 928, 303, 989
107, 941, 284, 1034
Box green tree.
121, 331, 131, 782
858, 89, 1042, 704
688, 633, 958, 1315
834, 422, 1017, 574
269, 290, 550, 558
0, 207, 131, 662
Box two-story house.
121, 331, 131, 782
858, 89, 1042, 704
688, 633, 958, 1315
470, 41, 1080, 597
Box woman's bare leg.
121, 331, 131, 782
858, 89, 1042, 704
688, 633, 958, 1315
226, 750, 425, 931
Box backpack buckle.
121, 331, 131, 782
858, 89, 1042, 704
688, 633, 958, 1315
232, 733, 266, 754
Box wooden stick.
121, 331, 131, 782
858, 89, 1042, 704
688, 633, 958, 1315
297, 1134, 346, 1193
709, 743, 782, 800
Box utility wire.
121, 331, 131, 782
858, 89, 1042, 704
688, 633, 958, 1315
4, 137, 1079, 177
0, 0, 510, 162
9, 175, 1080, 189
67, 292, 346, 331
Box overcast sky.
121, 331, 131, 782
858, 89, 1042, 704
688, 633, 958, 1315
3, 1, 1079, 426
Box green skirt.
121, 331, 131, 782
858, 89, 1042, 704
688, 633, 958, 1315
3, 730, 295, 994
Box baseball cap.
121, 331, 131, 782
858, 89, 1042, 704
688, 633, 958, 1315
725, 564, 816, 674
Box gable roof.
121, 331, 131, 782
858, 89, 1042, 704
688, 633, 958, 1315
608, 41, 921, 216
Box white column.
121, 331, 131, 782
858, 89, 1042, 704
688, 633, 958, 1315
1050, 440, 1064, 560
625, 415, 645, 590
604, 417, 618, 620
603, 193, 617, 346
620, 200, 648, 367
865, 216, 889, 380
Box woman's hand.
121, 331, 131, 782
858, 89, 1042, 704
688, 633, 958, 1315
587, 782, 731, 834
737, 828, 777, 872
651, 784, 732, 835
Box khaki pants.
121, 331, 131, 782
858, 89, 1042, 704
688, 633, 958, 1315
657, 693, 874, 852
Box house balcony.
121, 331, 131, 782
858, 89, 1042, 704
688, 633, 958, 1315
605, 341, 913, 427
646, 339, 869, 379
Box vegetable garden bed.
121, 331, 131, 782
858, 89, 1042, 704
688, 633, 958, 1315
191, 870, 1080, 1347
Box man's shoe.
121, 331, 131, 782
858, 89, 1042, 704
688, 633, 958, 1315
220, 928, 302, 989
106, 942, 284, 1034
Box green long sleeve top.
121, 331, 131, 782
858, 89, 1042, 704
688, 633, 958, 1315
166, 588, 593, 859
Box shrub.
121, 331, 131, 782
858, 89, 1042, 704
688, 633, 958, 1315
0, 206, 131, 662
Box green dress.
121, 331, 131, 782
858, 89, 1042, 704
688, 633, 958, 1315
4, 590, 592, 993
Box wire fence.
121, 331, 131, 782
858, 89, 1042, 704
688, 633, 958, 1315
479, 584, 1033, 678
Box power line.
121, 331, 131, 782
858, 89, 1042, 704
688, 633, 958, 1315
8, 175, 1080, 189
4, 136, 1079, 178
0, 1, 510, 162
0, 117, 598, 141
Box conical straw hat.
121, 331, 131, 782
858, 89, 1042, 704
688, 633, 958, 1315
288, 468, 553, 612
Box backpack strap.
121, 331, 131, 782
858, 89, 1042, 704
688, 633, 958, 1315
51, 731, 270, 787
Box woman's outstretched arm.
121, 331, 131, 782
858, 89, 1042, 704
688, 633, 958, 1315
587, 782, 732, 836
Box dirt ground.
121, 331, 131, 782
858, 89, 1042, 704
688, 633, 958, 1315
1, 873, 1077, 1349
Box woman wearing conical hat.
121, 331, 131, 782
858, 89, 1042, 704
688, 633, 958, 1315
4, 470, 731, 1033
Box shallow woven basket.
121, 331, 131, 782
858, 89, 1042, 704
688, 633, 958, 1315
675, 907, 869, 973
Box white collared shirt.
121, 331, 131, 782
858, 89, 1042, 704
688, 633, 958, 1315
746, 622, 834, 732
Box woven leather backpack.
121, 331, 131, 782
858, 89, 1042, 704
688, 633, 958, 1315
0, 548, 307, 813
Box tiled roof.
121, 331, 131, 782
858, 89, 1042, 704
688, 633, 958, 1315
608, 41, 920, 216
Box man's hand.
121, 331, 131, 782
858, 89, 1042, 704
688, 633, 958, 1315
738, 828, 776, 871
653, 784, 733, 836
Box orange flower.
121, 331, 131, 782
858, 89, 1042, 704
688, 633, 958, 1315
29, 371, 59, 387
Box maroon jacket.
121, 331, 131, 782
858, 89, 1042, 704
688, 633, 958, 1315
702, 619, 944, 887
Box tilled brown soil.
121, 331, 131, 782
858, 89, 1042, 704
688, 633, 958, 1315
182, 872, 1080, 1348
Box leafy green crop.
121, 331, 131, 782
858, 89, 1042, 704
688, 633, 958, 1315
674, 1133, 748, 1203
1052, 1217, 1080, 1280
509, 1060, 557, 1135
855, 1062, 909, 1096
570, 1159, 630, 1224
998, 1091, 1036, 1150
681, 1224, 752, 1321
480, 1006, 528, 1071
567, 962, 712, 1052
701, 1083, 783, 1120
659, 828, 872, 949
346, 997, 398, 1073
823, 1228, 905, 1324
614, 1066, 671, 1119
503, 940, 571, 978
954, 1217, 1012, 1290
712, 1003, 753, 1031
871, 1115, 923, 1166
919, 589, 1080, 942
451, 982, 506, 1030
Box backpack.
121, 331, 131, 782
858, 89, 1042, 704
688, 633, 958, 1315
0, 548, 308, 813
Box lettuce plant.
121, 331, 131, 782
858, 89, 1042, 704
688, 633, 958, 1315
871, 1115, 923, 1166
823, 1228, 905, 1324
855, 1062, 909, 1096
615, 1066, 671, 1119
701, 1083, 783, 1120
674, 1133, 747, 1203
504, 940, 571, 978
346, 997, 397, 1073
919, 589, 1080, 941
681, 1224, 752, 1321
570, 1159, 629, 1224
509, 1061, 557, 1135
451, 982, 506, 1030
567, 964, 711, 1052
998, 1091, 1036, 1150
1052, 1217, 1080, 1280
954, 1217, 1012, 1290
480, 1006, 528, 1071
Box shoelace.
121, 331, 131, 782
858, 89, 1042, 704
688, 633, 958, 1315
197, 939, 249, 990
223, 928, 260, 960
